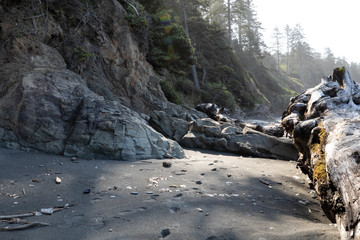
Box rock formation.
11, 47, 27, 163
0, 1, 297, 162
282, 67, 360, 239
0, 0, 184, 160
181, 118, 297, 160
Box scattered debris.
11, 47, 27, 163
298, 199, 310, 205
0, 204, 73, 231
259, 179, 272, 186
2, 193, 19, 199
0, 221, 50, 231
41, 208, 54, 215
259, 178, 282, 186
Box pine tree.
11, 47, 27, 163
272, 26, 282, 72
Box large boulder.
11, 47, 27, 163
0, 1, 186, 160
282, 67, 360, 239
0, 68, 184, 160
149, 107, 207, 142
181, 118, 297, 160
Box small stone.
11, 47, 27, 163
196, 208, 204, 212
195, 181, 202, 185
163, 161, 172, 168
211, 168, 217, 171
160, 229, 171, 238
174, 193, 183, 198
131, 192, 138, 195
55, 177, 62, 184
83, 189, 91, 194
151, 194, 159, 199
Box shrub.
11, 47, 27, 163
160, 79, 182, 105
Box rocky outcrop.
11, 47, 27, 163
149, 107, 207, 142
0, 68, 184, 160
181, 118, 297, 160
195, 103, 232, 122
0, 0, 184, 160
282, 67, 360, 239
240, 121, 284, 137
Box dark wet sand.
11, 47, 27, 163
0, 148, 339, 240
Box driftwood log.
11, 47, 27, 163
282, 67, 360, 239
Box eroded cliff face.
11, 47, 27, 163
0, 0, 166, 113
0, 0, 185, 159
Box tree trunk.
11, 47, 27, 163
181, 0, 200, 90
282, 67, 360, 239
227, 0, 232, 48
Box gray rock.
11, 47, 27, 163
0, 69, 184, 160
149, 110, 189, 142
181, 118, 297, 160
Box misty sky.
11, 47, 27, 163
253, 0, 360, 63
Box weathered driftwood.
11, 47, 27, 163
0, 204, 73, 231
0, 222, 50, 231
282, 67, 360, 239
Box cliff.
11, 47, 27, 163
0, 0, 187, 159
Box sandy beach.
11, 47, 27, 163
0, 148, 339, 240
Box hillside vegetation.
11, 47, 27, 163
125, 0, 298, 115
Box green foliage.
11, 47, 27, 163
139, 0, 288, 112
160, 79, 182, 105
147, 10, 193, 74
202, 82, 236, 109
73, 45, 94, 62
124, 0, 148, 30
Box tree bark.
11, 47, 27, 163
227, 0, 232, 48
282, 67, 360, 239
181, 0, 200, 90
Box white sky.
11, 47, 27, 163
252, 0, 360, 63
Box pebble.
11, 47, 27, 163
55, 177, 62, 184
131, 192, 138, 195
151, 194, 159, 199
195, 181, 202, 185
83, 189, 91, 194
174, 193, 183, 198
163, 161, 172, 168
160, 229, 171, 238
